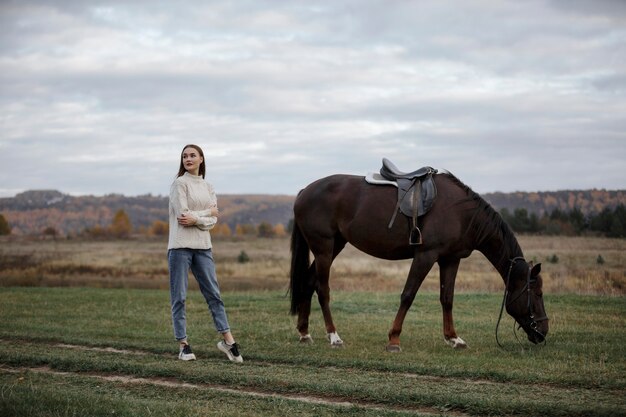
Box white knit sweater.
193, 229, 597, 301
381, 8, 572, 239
167, 172, 218, 250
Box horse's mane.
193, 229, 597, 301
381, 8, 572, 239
441, 172, 521, 263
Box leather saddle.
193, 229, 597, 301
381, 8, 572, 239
379, 158, 437, 245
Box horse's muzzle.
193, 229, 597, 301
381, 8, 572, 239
528, 330, 545, 344
525, 317, 548, 344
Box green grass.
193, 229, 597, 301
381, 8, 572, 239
1, 287, 625, 416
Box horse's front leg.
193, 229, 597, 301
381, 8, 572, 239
439, 258, 467, 349
387, 253, 435, 352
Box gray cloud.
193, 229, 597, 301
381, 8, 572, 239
1, 0, 624, 197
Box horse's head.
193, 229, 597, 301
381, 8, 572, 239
505, 260, 549, 344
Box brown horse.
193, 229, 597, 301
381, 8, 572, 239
289, 171, 548, 351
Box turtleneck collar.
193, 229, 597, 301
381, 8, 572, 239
183, 172, 204, 180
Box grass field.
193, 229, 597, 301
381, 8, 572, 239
1, 288, 625, 416
1, 235, 625, 415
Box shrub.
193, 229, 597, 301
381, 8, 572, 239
257, 221, 276, 238
42, 226, 58, 239
547, 254, 559, 264
150, 220, 169, 237
237, 250, 250, 263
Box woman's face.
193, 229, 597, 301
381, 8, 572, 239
182, 147, 203, 175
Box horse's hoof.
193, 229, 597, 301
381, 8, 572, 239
299, 334, 313, 344
445, 337, 467, 349
385, 344, 402, 353
326, 332, 344, 348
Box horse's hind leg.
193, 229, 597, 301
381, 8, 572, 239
312, 235, 346, 347
439, 258, 467, 349
296, 262, 316, 344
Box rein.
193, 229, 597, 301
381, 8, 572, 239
495, 257, 548, 349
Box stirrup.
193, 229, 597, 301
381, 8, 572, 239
409, 227, 423, 245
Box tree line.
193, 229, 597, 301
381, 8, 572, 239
1, 206, 625, 239
499, 204, 626, 238
0, 210, 289, 239
81, 211, 290, 239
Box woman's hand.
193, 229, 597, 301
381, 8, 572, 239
210, 206, 219, 217
177, 213, 197, 227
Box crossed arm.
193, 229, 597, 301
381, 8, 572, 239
170, 183, 218, 231
177, 206, 219, 230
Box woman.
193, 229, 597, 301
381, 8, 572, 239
168, 144, 243, 363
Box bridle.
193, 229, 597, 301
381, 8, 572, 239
496, 256, 549, 348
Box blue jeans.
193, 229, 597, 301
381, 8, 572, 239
168, 248, 230, 341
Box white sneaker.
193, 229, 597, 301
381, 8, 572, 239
217, 341, 243, 363
178, 343, 196, 361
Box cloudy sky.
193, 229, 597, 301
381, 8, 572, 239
1, 0, 625, 197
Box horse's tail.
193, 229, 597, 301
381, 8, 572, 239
289, 220, 312, 315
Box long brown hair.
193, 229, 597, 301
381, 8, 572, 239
176, 144, 206, 178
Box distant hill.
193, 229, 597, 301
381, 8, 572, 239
0, 190, 294, 236
483, 189, 626, 217
1, 187, 624, 236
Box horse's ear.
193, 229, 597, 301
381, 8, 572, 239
531, 263, 542, 276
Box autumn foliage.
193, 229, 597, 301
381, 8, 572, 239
0, 214, 10, 235
110, 210, 132, 238
1, 189, 625, 239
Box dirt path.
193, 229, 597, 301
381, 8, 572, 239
1, 363, 467, 417
1, 338, 475, 416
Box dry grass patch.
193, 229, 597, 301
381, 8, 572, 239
0, 235, 624, 295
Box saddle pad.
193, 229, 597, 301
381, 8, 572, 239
365, 172, 398, 188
